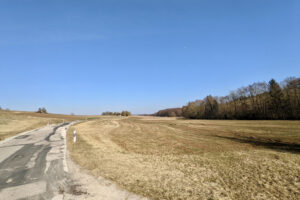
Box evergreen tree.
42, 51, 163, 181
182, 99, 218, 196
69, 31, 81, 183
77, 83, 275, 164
268, 79, 284, 119
204, 96, 219, 119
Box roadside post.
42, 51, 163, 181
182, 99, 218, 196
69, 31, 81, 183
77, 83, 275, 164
73, 130, 77, 143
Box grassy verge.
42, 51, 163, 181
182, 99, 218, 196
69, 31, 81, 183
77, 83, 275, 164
67, 116, 300, 200
0, 110, 95, 141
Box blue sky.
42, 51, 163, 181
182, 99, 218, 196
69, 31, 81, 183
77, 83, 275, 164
0, 0, 300, 115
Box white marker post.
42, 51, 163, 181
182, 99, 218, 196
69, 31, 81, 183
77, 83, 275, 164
73, 130, 77, 143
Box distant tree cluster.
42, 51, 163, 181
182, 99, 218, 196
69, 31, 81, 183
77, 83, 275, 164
37, 107, 48, 114
102, 111, 131, 116
182, 77, 300, 120
102, 112, 121, 116
0, 106, 9, 111
154, 108, 182, 117
121, 110, 131, 116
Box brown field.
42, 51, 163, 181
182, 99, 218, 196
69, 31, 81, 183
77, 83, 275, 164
0, 110, 96, 141
67, 116, 300, 200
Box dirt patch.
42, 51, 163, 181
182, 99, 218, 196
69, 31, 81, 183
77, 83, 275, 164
68, 184, 88, 196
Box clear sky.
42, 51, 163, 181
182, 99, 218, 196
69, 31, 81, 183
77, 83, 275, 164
0, 0, 299, 115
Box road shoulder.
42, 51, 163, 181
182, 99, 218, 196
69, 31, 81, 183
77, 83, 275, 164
64, 153, 147, 200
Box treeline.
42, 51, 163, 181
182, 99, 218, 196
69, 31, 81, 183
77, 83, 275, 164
102, 110, 131, 116
154, 108, 182, 117
154, 77, 300, 120
182, 77, 300, 120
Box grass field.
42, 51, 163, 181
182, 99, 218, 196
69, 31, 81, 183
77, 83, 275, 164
0, 110, 93, 141
67, 116, 300, 200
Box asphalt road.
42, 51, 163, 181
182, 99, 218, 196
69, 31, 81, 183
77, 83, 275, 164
0, 123, 72, 200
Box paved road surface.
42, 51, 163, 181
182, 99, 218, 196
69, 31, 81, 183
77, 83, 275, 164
0, 123, 71, 200
0, 122, 148, 200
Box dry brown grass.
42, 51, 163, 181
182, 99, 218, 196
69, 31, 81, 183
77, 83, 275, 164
0, 110, 96, 140
67, 116, 300, 200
